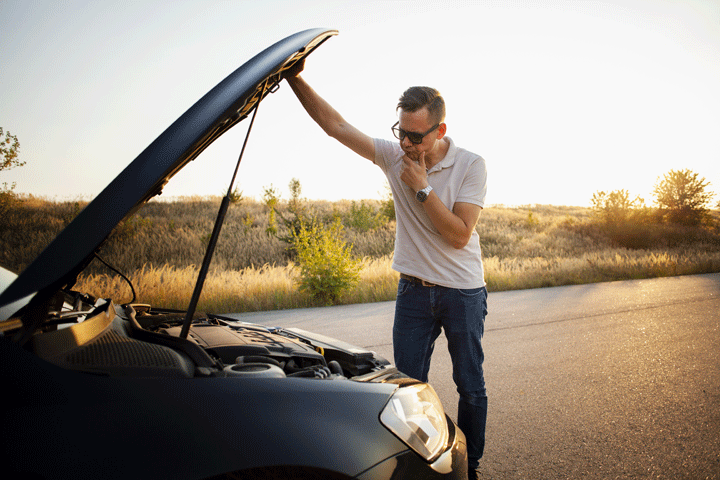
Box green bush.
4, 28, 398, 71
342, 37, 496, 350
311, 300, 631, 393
292, 218, 361, 305
262, 184, 280, 236
0, 188, 17, 220
344, 200, 386, 232
588, 189, 656, 249
380, 183, 395, 221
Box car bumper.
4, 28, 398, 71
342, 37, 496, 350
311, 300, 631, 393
356, 416, 468, 479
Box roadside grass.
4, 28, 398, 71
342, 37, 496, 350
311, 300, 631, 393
72, 247, 720, 313
73, 256, 402, 312
3, 196, 719, 313
484, 248, 720, 291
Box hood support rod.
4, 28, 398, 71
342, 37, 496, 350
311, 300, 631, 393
179, 80, 271, 340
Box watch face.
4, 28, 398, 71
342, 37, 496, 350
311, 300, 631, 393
416, 190, 428, 202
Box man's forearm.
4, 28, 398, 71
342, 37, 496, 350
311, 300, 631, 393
286, 75, 375, 161
422, 197, 480, 249
287, 75, 345, 137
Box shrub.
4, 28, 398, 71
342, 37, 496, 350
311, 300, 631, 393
588, 189, 657, 249
344, 200, 386, 232
262, 184, 280, 236
0, 186, 18, 221
292, 218, 361, 305
277, 178, 314, 245
380, 183, 395, 221
591, 189, 646, 224
227, 187, 243, 205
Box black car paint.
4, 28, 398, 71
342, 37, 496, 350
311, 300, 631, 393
2, 338, 407, 478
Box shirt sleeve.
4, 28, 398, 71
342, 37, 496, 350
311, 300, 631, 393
456, 155, 488, 208
373, 138, 397, 173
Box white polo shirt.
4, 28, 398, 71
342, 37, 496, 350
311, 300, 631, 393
374, 137, 487, 289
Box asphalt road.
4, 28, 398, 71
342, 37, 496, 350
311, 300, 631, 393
228, 273, 720, 479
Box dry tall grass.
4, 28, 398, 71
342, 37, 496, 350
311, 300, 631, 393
3, 196, 719, 313
74, 256, 401, 313
72, 247, 720, 313
484, 249, 720, 291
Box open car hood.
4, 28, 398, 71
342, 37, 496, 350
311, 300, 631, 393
0, 28, 336, 314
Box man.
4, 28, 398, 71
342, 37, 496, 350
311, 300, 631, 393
285, 61, 488, 479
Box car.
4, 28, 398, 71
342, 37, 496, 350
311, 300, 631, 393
0, 28, 467, 479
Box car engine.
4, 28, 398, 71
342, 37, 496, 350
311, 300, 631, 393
25, 294, 390, 381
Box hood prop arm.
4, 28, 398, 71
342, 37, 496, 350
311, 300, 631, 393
179, 80, 271, 340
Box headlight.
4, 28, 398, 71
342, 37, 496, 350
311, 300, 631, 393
379, 383, 449, 462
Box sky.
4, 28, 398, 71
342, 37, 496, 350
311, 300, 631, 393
1, 0, 719, 207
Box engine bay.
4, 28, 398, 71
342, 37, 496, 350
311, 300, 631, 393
25, 297, 390, 381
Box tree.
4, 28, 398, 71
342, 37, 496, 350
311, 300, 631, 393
1, 128, 23, 214
652, 169, 713, 225
0, 127, 22, 172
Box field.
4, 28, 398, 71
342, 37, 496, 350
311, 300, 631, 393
1, 195, 719, 313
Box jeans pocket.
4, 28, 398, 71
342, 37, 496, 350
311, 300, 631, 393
397, 278, 412, 297
458, 287, 488, 317
458, 287, 483, 297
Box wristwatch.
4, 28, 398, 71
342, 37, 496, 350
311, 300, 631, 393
416, 185, 433, 203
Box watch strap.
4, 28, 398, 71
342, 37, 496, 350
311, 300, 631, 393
416, 185, 433, 202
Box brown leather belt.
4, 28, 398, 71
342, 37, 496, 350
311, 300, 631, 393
400, 273, 436, 287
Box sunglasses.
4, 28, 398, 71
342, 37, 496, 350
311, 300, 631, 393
391, 121, 440, 145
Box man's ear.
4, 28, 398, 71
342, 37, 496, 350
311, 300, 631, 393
437, 123, 447, 139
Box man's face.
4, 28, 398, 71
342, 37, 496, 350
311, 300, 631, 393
397, 107, 444, 161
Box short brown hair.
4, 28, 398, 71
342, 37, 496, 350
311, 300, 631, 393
397, 87, 446, 125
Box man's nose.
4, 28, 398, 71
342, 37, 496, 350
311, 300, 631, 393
401, 136, 414, 148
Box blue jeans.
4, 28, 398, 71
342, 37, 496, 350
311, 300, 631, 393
393, 278, 488, 467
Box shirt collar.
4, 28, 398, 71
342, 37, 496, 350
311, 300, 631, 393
427, 137, 456, 173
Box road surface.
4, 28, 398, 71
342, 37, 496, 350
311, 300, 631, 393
228, 273, 720, 479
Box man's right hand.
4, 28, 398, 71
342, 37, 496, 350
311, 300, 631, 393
283, 57, 306, 80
